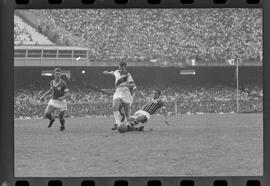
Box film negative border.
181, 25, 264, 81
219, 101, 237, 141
5, 177, 265, 186
10, 0, 262, 8
0, 0, 268, 186
12, 0, 263, 6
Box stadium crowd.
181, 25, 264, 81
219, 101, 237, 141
14, 85, 263, 119
25, 9, 262, 63
14, 22, 34, 44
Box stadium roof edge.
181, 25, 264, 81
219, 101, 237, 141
14, 45, 89, 51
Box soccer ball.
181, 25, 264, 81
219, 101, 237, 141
117, 123, 127, 133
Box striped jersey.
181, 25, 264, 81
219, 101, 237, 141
142, 99, 165, 115
50, 79, 68, 100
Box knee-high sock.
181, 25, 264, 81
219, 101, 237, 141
45, 113, 53, 120
113, 111, 121, 125
59, 112, 65, 125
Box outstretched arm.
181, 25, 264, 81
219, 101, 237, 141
103, 71, 114, 76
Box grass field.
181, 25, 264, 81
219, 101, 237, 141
15, 113, 263, 177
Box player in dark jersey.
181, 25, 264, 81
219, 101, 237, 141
125, 90, 168, 132
40, 68, 69, 131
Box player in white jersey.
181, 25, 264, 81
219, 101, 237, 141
103, 62, 136, 130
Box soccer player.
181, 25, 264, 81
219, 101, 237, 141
103, 62, 136, 130
126, 90, 168, 132
40, 68, 69, 131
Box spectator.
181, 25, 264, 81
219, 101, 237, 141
22, 9, 262, 63
14, 84, 263, 119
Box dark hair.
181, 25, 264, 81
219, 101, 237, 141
119, 62, 127, 67
53, 68, 61, 74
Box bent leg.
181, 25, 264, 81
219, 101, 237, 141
44, 105, 57, 128
45, 105, 56, 120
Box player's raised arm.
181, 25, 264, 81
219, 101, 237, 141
103, 70, 115, 76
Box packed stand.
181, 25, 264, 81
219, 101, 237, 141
14, 21, 34, 45
14, 15, 54, 45
25, 9, 263, 63
14, 85, 263, 119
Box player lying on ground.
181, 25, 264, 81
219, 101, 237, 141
125, 90, 168, 132
103, 62, 137, 130
40, 68, 69, 131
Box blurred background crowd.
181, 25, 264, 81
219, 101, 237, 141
14, 84, 263, 119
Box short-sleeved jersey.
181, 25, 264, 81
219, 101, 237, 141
113, 70, 134, 88
50, 79, 68, 100
142, 99, 165, 115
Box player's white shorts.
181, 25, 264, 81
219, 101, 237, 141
133, 110, 151, 122
47, 99, 67, 111
113, 87, 133, 104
